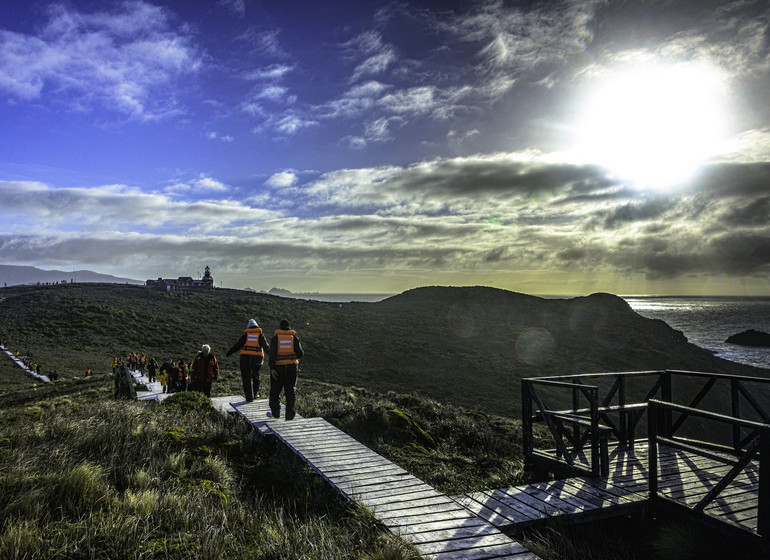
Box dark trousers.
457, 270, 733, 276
191, 381, 212, 397
269, 364, 298, 420
240, 354, 262, 401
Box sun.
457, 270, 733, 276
573, 61, 729, 190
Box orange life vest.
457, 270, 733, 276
177, 363, 189, 381
275, 330, 298, 365
240, 327, 264, 357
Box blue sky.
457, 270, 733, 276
1, 0, 769, 295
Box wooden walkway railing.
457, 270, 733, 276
522, 370, 770, 548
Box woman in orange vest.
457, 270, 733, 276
267, 319, 304, 420
226, 319, 270, 402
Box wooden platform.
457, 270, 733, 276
458, 442, 761, 539
232, 402, 541, 559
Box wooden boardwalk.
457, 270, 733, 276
232, 401, 541, 559
458, 442, 761, 538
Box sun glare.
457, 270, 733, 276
574, 61, 729, 190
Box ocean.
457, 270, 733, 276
295, 292, 770, 370
622, 296, 770, 370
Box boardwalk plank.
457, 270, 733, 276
425, 540, 540, 559
414, 533, 523, 555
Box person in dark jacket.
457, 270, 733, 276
226, 319, 270, 402
147, 358, 158, 383
191, 344, 219, 397
267, 319, 304, 420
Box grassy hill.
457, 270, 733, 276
1, 283, 766, 559
0, 283, 765, 417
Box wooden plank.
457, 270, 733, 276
382, 511, 485, 531
426, 540, 540, 560
336, 478, 434, 498
396, 522, 502, 544
369, 495, 458, 514
414, 533, 524, 555
376, 501, 466, 521
476, 488, 559, 519
344, 478, 430, 500
320, 463, 407, 478
380, 507, 479, 528
456, 493, 536, 528
358, 487, 442, 506
327, 472, 415, 489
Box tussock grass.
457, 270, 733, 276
0, 376, 420, 559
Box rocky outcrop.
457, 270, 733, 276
726, 329, 770, 347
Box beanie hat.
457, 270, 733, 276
247, 319, 258, 328
280, 319, 290, 329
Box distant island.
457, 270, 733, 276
0, 264, 141, 287
726, 329, 770, 347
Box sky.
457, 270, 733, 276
0, 0, 769, 296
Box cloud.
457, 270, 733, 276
265, 171, 298, 188
0, 180, 270, 233
243, 64, 295, 81
443, 0, 602, 71
205, 131, 234, 142
0, 1, 202, 119
352, 49, 396, 81
275, 113, 318, 135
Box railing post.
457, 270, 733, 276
619, 375, 628, 445
759, 426, 770, 539
572, 382, 581, 449
590, 386, 600, 477
661, 371, 673, 438
647, 401, 659, 499
522, 379, 533, 459
731, 379, 741, 452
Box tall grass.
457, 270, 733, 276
0, 380, 419, 559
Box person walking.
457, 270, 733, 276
226, 319, 270, 402
267, 319, 304, 420
147, 358, 157, 383
159, 359, 173, 393
191, 344, 219, 397
175, 359, 189, 392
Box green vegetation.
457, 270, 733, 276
0, 374, 420, 559
1, 283, 764, 419
1, 283, 767, 559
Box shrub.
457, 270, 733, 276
162, 391, 213, 413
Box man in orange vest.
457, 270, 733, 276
226, 319, 270, 402
267, 319, 304, 420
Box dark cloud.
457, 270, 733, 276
595, 198, 673, 229
695, 162, 770, 197
719, 196, 770, 227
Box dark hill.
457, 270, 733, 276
0, 283, 766, 416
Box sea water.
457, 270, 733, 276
623, 296, 770, 370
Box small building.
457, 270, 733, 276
146, 266, 214, 291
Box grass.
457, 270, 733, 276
0, 372, 421, 559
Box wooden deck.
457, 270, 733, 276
459, 442, 761, 539
232, 402, 541, 559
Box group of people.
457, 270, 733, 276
3, 344, 59, 381
153, 350, 218, 396
111, 353, 147, 375
109, 318, 305, 419
226, 318, 304, 420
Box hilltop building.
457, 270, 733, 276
146, 266, 214, 291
